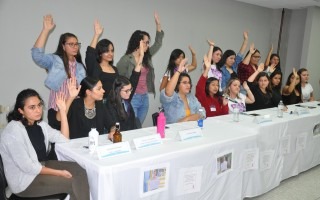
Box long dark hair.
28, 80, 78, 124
270, 71, 282, 92
255, 72, 272, 95
78, 76, 100, 98
125, 30, 151, 68
96, 39, 114, 65
285, 72, 302, 98
54, 33, 85, 78
211, 46, 223, 65
174, 73, 192, 93
205, 77, 223, 104
109, 76, 131, 120
270, 54, 281, 69
217, 49, 236, 71
7, 89, 44, 126
166, 49, 185, 79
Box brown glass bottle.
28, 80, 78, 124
113, 122, 122, 143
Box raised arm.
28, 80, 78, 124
282, 68, 299, 95
247, 63, 264, 82
238, 31, 248, 55
34, 15, 55, 48
90, 20, 104, 48
165, 58, 187, 97
56, 77, 81, 122
55, 93, 69, 139
206, 39, 214, 64
243, 81, 255, 104
186, 45, 197, 72
134, 41, 144, 73
154, 11, 162, 32
242, 43, 255, 65
264, 44, 273, 67
202, 54, 211, 78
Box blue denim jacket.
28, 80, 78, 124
160, 89, 205, 124
220, 53, 243, 90
31, 47, 86, 91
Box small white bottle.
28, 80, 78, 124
88, 128, 99, 154
277, 100, 284, 118
197, 108, 205, 129
233, 108, 240, 122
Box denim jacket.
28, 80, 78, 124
31, 47, 86, 91
160, 89, 205, 124
220, 53, 243, 90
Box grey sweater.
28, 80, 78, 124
0, 120, 68, 193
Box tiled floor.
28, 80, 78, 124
244, 164, 320, 200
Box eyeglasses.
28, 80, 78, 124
143, 41, 150, 45
252, 55, 261, 59
65, 42, 81, 48
121, 88, 133, 94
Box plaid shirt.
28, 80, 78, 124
237, 62, 257, 84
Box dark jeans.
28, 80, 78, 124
16, 161, 89, 200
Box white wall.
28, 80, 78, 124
0, 0, 279, 127
302, 7, 320, 100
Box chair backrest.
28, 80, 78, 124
0, 155, 8, 200
152, 112, 159, 126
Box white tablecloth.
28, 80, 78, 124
55, 102, 320, 200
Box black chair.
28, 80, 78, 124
152, 112, 159, 126
0, 155, 67, 200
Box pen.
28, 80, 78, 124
83, 146, 89, 149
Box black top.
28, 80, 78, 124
282, 91, 301, 105
272, 87, 282, 106
26, 123, 47, 162
85, 46, 119, 99
246, 81, 278, 111
50, 99, 112, 139
105, 70, 141, 131
230, 71, 237, 79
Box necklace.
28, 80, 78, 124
84, 106, 96, 119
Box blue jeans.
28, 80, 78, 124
131, 93, 149, 125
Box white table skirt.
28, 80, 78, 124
55, 102, 320, 200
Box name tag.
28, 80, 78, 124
133, 134, 162, 150
295, 108, 310, 116
96, 141, 131, 159
178, 127, 203, 141
254, 114, 272, 124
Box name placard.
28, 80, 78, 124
178, 127, 203, 141
254, 115, 272, 124
294, 108, 310, 116
96, 141, 131, 159
133, 134, 162, 150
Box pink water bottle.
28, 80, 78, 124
157, 112, 166, 138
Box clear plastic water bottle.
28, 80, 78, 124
197, 108, 205, 129
233, 108, 240, 122
277, 100, 284, 118
88, 128, 99, 153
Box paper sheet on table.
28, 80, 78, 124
281, 136, 291, 155
242, 149, 259, 171
260, 150, 275, 171
296, 132, 308, 152
176, 166, 203, 196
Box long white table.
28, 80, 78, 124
55, 102, 320, 200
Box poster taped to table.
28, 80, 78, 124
96, 141, 131, 159
216, 150, 233, 176
259, 150, 275, 171
140, 163, 170, 197
242, 148, 259, 171
176, 166, 203, 196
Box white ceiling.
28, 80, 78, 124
234, 0, 320, 9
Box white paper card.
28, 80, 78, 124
260, 150, 275, 171
296, 132, 308, 152
242, 149, 259, 171
96, 141, 131, 159
280, 136, 291, 155
254, 115, 272, 124
295, 108, 310, 116
178, 127, 203, 141
177, 166, 203, 196
133, 134, 162, 150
